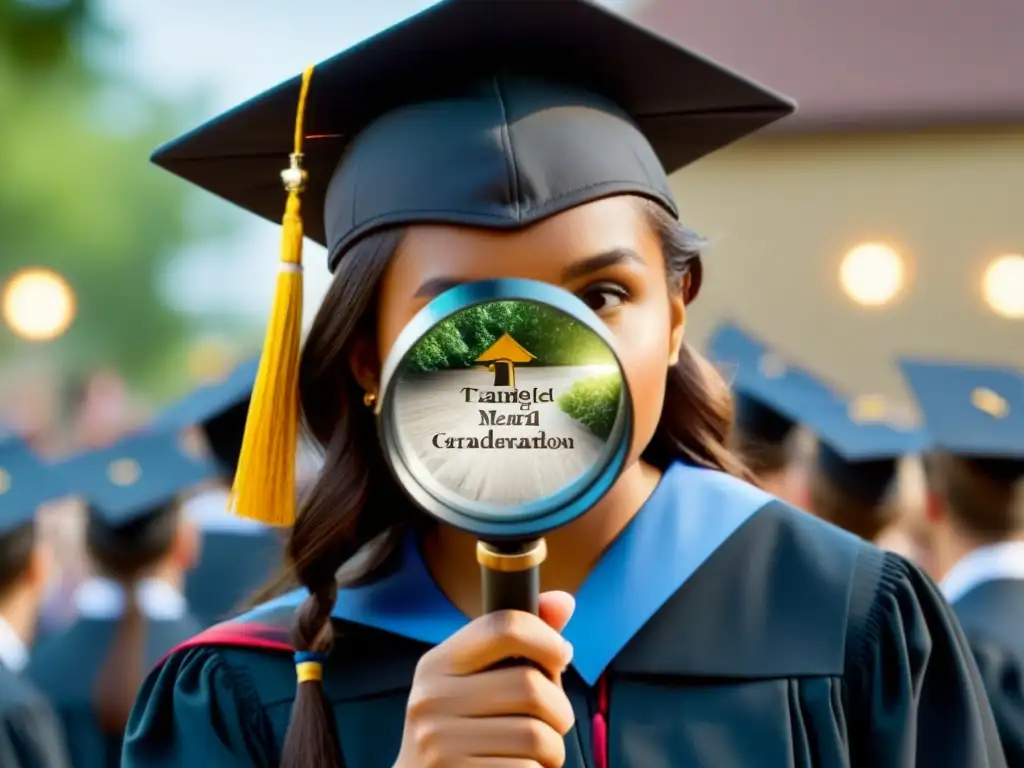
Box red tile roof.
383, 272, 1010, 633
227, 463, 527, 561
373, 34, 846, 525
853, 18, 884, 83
635, 0, 1024, 132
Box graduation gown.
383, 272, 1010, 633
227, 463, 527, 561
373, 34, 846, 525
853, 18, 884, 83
29, 614, 201, 768
0, 664, 71, 768
953, 579, 1024, 767
123, 462, 1006, 767
186, 528, 283, 628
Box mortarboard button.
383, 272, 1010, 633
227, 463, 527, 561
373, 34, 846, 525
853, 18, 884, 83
849, 394, 888, 425
107, 457, 141, 487
759, 353, 788, 380
971, 386, 1009, 420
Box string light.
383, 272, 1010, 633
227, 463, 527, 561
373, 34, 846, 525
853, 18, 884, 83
839, 242, 905, 307
1, 267, 77, 341
982, 254, 1024, 320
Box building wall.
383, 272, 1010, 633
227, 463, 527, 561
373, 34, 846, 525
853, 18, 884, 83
673, 127, 1024, 404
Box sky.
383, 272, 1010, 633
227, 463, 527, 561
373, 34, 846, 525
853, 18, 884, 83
97, 0, 651, 330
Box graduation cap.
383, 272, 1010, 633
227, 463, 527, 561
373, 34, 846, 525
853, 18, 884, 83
152, 0, 795, 526
707, 324, 926, 502
0, 438, 69, 535
56, 431, 220, 527
785, 376, 927, 506
706, 322, 816, 446
154, 357, 258, 477
898, 358, 1024, 484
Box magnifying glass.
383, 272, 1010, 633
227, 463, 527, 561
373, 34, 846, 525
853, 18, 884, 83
377, 279, 632, 616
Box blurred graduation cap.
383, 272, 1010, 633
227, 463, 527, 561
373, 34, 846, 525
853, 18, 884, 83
56, 431, 219, 527
0, 438, 69, 535
898, 358, 1024, 484
706, 322, 817, 448
801, 389, 928, 506
152, 0, 795, 526
708, 323, 926, 502
154, 357, 258, 477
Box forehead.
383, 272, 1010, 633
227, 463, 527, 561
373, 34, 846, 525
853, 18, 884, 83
384, 196, 659, 286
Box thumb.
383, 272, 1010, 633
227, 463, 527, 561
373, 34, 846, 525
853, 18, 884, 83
538, 590, 576, 633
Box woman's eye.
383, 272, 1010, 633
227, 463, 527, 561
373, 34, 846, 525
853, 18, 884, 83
579, 283, 628, 313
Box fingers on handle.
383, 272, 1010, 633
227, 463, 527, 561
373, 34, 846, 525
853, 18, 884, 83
444, 611, 572, 678
416, 716, 566, 768
428, 666, 575, 735
537, 591, 575, 634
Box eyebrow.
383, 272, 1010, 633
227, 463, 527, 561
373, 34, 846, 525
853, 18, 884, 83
412, 248, 644, 300
559, 248, 644, 283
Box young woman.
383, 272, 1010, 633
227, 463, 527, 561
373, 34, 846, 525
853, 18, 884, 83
30, 431, 207, 768
124, 2, 1005, 766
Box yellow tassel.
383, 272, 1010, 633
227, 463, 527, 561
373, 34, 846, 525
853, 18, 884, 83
229, 65, 315, 527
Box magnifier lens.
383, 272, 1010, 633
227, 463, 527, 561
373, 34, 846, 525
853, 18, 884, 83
378, 280, 631, 540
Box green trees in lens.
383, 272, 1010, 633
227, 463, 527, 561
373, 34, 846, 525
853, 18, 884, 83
556, 373, 621, 440
403, 301, 615, 373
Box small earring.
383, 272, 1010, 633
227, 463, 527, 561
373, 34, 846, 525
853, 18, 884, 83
363, 391, 377, 408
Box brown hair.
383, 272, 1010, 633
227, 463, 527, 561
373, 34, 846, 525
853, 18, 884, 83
806, 470, 896, 541
924, 452, 1024, 541
731, 432, 794, 477
0, 522, 36, 599
278, 199, 756, 768
85, 503, 180, 734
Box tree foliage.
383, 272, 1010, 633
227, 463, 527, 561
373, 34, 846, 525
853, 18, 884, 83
0, 0, 223, 393
556, 373, 621, 440
402, 301, 616, 373
0, 0, 93, 73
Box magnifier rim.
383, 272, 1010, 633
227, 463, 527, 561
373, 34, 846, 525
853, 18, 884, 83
377, 278, 633, 540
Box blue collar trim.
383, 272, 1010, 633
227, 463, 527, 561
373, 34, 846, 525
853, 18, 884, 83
242, 462, 772, 684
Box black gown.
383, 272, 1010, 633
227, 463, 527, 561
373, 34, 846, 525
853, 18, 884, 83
29, 614, 200, 768
0, 663, 70, 768
953, 579, 1024, 767
123, 462, 1006, 767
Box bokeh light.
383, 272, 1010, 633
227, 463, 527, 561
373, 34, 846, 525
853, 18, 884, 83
982, 254, 1024, 320
1, 267, 77, 341
839, 242, 905, 307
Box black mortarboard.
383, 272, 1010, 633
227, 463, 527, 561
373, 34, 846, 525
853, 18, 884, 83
56, 431, 219, 527
151, 0, 795, 527
0, 438, 69, 534
153, 0, 793, 267
154, 357, 258, 476
898, 358, 1024, 484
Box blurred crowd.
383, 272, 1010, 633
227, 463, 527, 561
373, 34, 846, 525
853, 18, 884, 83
0, 359, 321, 642
1, 364, 149, 635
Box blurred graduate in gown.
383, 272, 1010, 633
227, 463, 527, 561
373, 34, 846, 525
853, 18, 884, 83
901, 359, 1024, 766
28, 430, 212, 768
155, 358, 285, 626
0, 438, 71, 768
708, 322, 925, 541
706, 323, 803, 503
